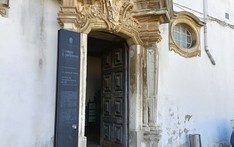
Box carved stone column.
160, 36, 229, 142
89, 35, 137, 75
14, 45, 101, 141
129, 44, 144, 147
138, 17, 161, 126
147, 46, 158, 127
138, 18, 161, 146
142, 46, 161, 146
78, 33, 88, 147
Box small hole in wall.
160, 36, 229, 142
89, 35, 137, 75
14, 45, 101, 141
225, 13, 229, 19
39, 59, 43, 68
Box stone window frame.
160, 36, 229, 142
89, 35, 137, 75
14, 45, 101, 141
0, 1, 9, 17
169, 11, 204, 58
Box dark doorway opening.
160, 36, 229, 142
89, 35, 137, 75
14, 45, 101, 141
85, 31, 129, 147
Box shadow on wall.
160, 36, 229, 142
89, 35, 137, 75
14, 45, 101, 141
197, 119, 233, 147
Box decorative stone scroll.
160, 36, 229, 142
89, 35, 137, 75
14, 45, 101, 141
58, 0, 143, 45
58, 0, 172, 47
0, 4, 9, 17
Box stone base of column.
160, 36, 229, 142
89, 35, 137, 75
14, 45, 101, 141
142, 126, 161, 147
129, 130, 143, 147
78, 135, 87, 147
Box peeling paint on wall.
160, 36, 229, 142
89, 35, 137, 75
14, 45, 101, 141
185, 115, 192, 122
162, 105, 197, 147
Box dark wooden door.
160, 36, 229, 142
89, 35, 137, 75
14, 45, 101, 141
101, 47, 128, 147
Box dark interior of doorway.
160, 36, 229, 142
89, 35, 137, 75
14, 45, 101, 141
85, 31, 126, 147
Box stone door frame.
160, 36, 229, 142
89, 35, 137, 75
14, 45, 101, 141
57, 0, 172, 146
76, 33, 145, 147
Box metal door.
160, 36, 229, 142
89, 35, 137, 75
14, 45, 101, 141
101, 47, 128, 147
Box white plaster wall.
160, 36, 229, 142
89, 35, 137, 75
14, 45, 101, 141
173, 0, 203, 15
158, 0, 234, 146
0, 0, 60, 147
208, 0, 234, 24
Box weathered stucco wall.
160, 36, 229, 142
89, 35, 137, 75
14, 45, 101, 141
0, 0, 60, 147
158, 0, 234, 146
1, 0, 234, 147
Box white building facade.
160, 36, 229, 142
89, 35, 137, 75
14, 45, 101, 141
0, 0, 234, 147
158, 0, 234, 146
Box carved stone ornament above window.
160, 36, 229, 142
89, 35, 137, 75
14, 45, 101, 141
169, 11, 204, 58
0, 0, 9, 17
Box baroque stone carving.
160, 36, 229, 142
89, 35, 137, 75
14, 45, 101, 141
0, 4, 8, 17
58, 0, 143, 45
58, 0, 172, 46
143, 126, 162, 147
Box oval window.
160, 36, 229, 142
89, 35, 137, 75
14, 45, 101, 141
173, 23, 195, 49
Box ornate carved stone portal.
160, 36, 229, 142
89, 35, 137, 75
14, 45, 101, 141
57, 0, 172, 146
58, 0, 172, 47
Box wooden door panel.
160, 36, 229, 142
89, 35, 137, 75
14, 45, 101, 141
103, 123, 111, 140
103, 51, 112, 70
113, 71, 124, 91
101, 47, 128, 147
113, 124, 123, 144
103, 73, 112, 93
113, 48, 124, 67
114, 98, 123, 117
103, 99, 111, 116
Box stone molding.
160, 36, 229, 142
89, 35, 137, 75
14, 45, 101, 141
58, 0, 172, 47
0, 4, 9, 17
136, 16, 162, 47
169, 11, 204, 58
143, 126, 162, 147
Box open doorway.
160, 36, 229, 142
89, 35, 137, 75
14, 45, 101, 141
85, 31, 129, 147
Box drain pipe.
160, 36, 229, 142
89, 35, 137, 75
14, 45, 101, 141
203, 0, 216, 65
